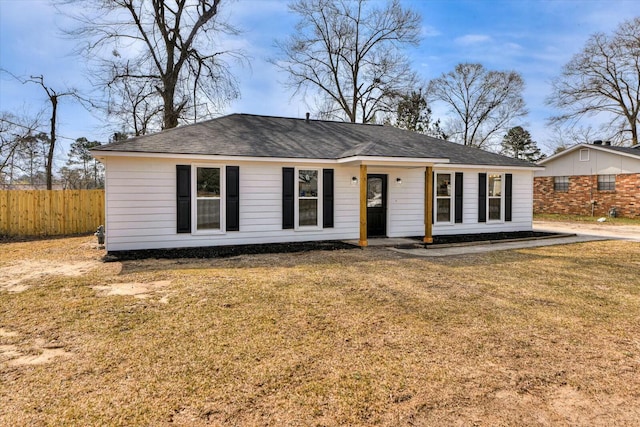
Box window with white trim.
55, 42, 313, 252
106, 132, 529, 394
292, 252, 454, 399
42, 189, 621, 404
579, 149, 589, 161
435, 173, 452, 223
194, 166, 223, 231
488, 173, 503, 221
297, 168, 320, 227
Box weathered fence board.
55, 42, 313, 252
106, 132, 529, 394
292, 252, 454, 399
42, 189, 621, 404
0, 190, 105, 236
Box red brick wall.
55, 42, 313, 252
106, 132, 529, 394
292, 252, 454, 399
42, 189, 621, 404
534, 173, 640, 218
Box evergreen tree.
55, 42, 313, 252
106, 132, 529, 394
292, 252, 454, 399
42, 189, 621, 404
501, 126, 544, 162
60, 137, 104, 189
394, 91, 447, 139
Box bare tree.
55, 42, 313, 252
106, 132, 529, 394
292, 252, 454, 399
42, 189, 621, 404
427, 63, 528, 149
61, 0, 244, 131
0, 113, 43, 187
106, 77, 163, 136
29, 75, 75, 189
547, 17, 640, 146
274, 0, 421, 123
1, 71, 75, 189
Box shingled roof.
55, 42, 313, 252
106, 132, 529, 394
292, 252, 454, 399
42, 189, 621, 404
93, 113, 536, 167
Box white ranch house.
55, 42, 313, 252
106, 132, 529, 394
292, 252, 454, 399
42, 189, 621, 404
92, 114, 540, 252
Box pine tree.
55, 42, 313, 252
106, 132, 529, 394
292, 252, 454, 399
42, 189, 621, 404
501, 126, 544, 162
394, 91, 447, 139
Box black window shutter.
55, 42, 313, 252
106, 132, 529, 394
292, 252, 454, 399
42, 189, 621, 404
478, 172, 487, 223
226, 166, 240, 231
323, 169, 334, 228
176, 165, 191, 233
454, 172, 463, 223
282, 167, 295, 229
505, 173, 513, 222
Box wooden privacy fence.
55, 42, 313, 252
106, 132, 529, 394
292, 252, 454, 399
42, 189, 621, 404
0, 190, 105, 237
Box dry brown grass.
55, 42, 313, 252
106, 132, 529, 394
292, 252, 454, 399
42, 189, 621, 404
1, 236, 639, 426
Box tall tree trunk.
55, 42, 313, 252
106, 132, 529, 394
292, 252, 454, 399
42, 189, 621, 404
47, 96, 57, 190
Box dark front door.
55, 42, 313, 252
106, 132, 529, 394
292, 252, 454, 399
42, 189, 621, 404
367, 174, 387, 237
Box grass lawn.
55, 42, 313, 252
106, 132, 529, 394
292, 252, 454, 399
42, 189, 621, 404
1, 236, 639, 426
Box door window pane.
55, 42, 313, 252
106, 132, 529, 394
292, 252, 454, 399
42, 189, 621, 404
367, 177, 383, 207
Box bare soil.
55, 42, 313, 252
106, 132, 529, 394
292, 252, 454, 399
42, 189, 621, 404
1, 235, 639, 426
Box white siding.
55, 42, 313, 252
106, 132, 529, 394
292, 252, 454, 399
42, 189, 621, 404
105, 157, 360, 251
104, 157, 535, 251
432, 168, 533, 236
536, 147, 640, 177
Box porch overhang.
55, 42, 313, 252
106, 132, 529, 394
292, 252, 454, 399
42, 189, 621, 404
338, 156, 449, 167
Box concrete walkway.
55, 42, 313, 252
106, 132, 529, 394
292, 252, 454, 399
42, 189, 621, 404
533, 220, 640, 241
347, 220, 640, 257
390, 234, 608, 257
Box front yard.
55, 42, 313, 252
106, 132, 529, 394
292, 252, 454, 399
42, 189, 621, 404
1, 236, 639, 426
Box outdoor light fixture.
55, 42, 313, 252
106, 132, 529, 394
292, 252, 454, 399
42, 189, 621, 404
396, 177, 402, 185
351, 176, 358, 185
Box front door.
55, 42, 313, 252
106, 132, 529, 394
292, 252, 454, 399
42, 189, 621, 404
367, 174, 387, 237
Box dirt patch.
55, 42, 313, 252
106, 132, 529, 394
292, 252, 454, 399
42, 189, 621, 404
1, 335, 73, 367
92, 280, 171, 300
0, 260, 99, 293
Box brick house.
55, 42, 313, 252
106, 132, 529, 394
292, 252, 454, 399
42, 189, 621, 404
534, 142, 640, 218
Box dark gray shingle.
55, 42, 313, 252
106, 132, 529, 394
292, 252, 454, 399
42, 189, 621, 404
94, 113, 536, 167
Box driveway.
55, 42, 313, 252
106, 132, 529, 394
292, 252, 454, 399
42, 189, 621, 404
533, 220, 640, 241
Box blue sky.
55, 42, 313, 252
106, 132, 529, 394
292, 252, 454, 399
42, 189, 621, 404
1, 0, 638, 166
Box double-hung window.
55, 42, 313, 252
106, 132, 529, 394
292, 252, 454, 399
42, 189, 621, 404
488, 173, 503, 221
297, 169, 319, 227
436, 173, 452, 223
554, 176, 569, 192
597, 174, 615, 191
195, 166, 222, 231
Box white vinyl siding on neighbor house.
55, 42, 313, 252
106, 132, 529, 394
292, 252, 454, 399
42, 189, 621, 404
103, 157, 535, 251
536, 147, 640, 177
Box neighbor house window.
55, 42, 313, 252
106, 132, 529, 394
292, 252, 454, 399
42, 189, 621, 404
597, 174, 615, 191
554, 176, 569, 192
298, 169, 319, 227
436, 173, 452, 222
488, 173, 502, 221
579, 149, 589, 161
195, 166, 222, 231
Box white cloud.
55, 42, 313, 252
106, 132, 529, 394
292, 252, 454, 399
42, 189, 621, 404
421, 25, 441, 37
454, 34, 492, 45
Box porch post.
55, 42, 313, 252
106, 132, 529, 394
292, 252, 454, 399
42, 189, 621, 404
424, 166, 433, 243
359, 164, 368, 247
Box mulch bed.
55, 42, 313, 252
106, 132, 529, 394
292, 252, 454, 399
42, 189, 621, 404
428, 231, 559, 245
105, 231, 563, 261
105, 240, 356, 261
